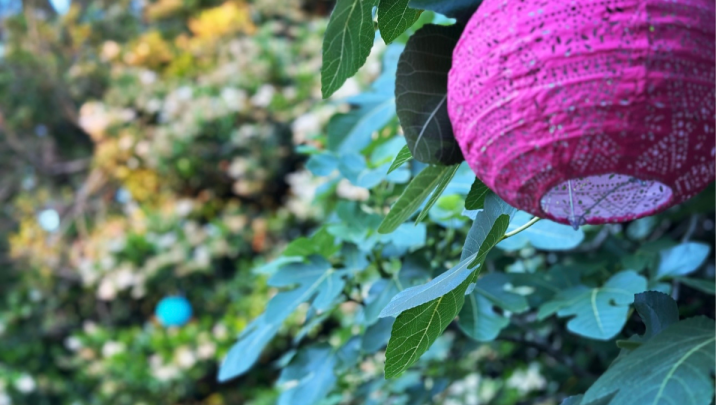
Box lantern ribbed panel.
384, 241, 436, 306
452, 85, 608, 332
448, 0, 716, 225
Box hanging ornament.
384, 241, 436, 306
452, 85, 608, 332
448, 0, 715, 227
155, 296, 193, 327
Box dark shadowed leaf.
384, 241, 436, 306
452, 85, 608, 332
677, 277, 715, 295
458, 274, 528, 341
508, 264, 582, 308
633, 291, 679, 341
613, 292, 680, 359
409, 0, 482, 18
582, 317, 715, 405
395, 23, 464, 165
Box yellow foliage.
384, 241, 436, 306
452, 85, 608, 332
92, 137, 161, 204
124, 31, 174, 69
188, 1, 256, 40
69, 217, 129, 266
163, 50, 197, 78
94, 139, 131, 174
144, 0, 185, 21
61, 3, 93, 50
9, 218, 62, 273
122, 169, 161, 203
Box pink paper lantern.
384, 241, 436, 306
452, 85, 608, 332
448, 0, 715, 227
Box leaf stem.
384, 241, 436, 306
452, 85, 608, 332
501, 216, 541, 240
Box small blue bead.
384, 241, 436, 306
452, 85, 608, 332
155, 296, 193, 327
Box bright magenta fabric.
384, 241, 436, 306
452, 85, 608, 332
448, 0, 716, 224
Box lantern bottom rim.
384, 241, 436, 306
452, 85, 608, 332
539, 173, 674, 227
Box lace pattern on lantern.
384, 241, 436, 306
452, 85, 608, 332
541, 174, 673, 227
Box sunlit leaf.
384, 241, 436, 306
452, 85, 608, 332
365, 278, 401, 324
362, 318, 394, 353
277, 345, 337, 405
336, 337, 362, 372
561, 394, 616, 405
378, 0, 423, 44
218, 316, 280, 381
465, 178, 490, 210
387, 145, 413, 174
265, 255, 347, 323
538, 271, 647, 340
380, 194, 513, 318
321, 0, 378, 98
656, 242, 711, 279
626, 216, 657, 241
378, 165, 452, 234
414, 163, 459, 224
328, 101, 396, 154
283, 227, 338, 258
306, 151, 339, 176
383, 195, 515, 378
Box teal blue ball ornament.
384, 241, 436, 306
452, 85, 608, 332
155, 296, 193, 327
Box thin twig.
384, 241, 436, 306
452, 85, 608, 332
502, 216, 541, 240
570, 225, 610, 253
682, 214, 699, 243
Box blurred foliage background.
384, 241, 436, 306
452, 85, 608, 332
0, 1, 715, 405
0, 0, 338, 403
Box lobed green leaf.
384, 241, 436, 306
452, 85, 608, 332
582, 317, 716, 405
